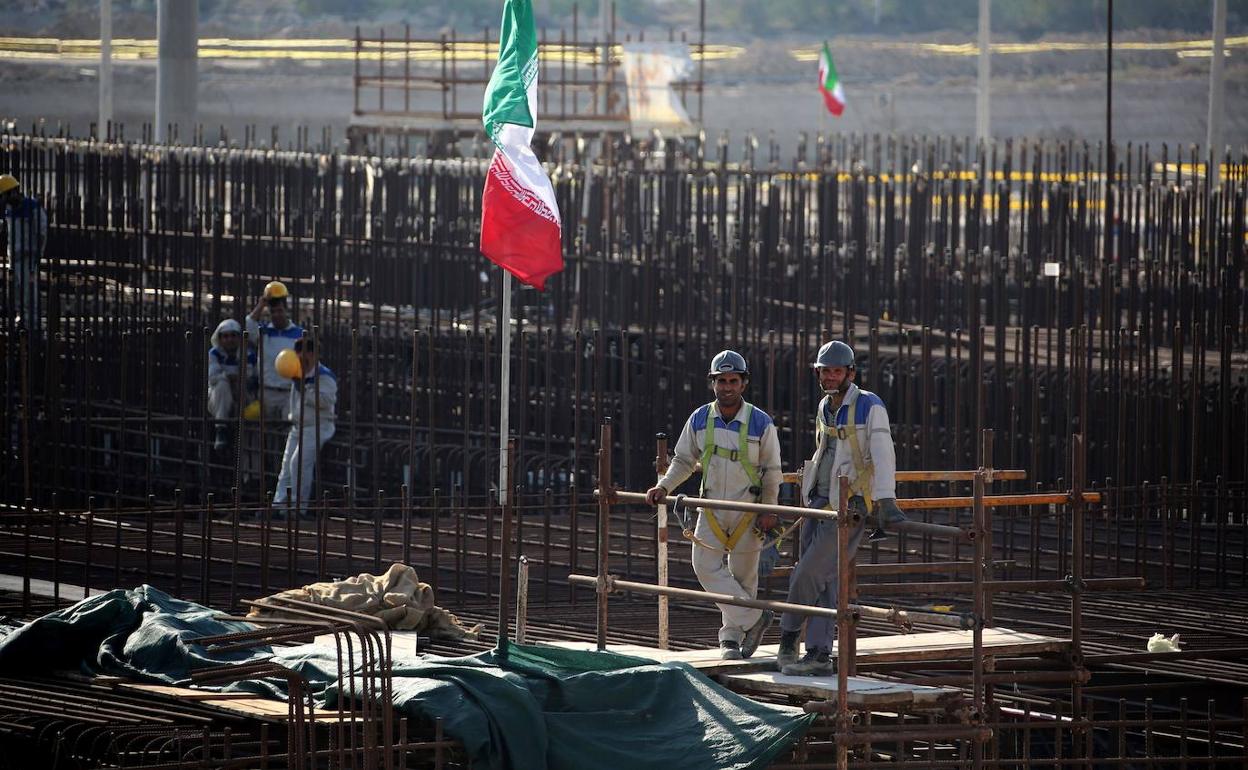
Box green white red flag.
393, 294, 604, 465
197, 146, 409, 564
479, 0, 563, 290
818, 41, 845, 116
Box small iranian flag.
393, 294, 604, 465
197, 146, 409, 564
480, 0, 563, 290
818, 41, 846, 116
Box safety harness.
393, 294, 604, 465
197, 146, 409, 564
835, 389, 876, 512
697, 401, 761, 551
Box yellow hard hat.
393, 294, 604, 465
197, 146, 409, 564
264, 280, 289, 300
242, 400, 261, 421
275, 348, 303, 379
0, 174, 18, 195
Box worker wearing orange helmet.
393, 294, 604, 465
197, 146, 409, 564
1, 174, 47, 334
246, 280, 304, 424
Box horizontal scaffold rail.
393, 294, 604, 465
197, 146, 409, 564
601, 488, 973, 540
568, 573, 974, 630
781, 469, 1028, 484
599, 489, 838, 521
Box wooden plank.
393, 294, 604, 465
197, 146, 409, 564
718, 672, 961, 708
111, 681, 358, 722
544, 628, 1069, 675
116, 683, 262, 701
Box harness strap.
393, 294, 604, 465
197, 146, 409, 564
841, 394, 876, 513
698, 402, 759, 549
816, 395, 838, 439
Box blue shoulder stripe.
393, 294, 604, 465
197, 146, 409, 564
690, 403, 712, 432
747, 405, 773, 438
316, 363, 336, 381
855, 391, 884, 424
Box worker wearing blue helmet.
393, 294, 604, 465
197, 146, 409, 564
646, 350, 783, 661
777, 340, 908, 676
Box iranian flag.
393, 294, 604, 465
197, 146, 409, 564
818, 41, 846, 116
479, 0, 563, 290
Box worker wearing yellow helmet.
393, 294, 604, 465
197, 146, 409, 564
274, 336, 336, 515
246, 279, 304, 425
2, 174, 47, 334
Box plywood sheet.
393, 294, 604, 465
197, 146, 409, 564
718, 671, 960, 708
544, 628, 1069, 675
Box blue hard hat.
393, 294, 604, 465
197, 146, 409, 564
708, 349, 749, 377
812, 340, 855, 369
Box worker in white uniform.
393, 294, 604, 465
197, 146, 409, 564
274, 337, 336, 514
246, 280, 303, 425
776, 340, 908, 675
646, 350, 783, 660
206, 318, 257, 449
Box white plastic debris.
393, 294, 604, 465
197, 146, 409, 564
1146, 633, 1182, 653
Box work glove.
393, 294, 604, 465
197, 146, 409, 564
867, 497, 908, 542
875, 498, 907, 526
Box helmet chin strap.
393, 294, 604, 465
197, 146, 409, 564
823, 383, 850, 401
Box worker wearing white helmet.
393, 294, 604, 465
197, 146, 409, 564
274, 337, 336, 514
1, 174, 47, 335
246, 280, 304, 424
645, 350, 783, 661
206, 318, 258, 449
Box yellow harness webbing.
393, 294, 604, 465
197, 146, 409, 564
840, 393, 876, 512
698, 402, 759, 550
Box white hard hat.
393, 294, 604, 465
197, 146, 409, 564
211, 318, 243, 350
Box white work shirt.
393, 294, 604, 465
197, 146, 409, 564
246, 316, 304, 390
828, 383, 897, 501
207, 345, 256, 389
287, 363, 337, 429
657, 400, 782, 505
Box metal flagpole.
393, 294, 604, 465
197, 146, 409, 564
498, 270, 513, 497
99, 0, 113, 138
975, 0, 990, 142
1208, 0, 1227, 188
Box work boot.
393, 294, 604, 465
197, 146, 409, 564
719, 640, 743, 660
776, 630, 800, 669
213, 425, 229, 450
782, 648, 833, 677
741, 610, 774, 658
867, 526, 889, 542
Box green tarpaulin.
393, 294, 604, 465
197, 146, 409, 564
0, 586, 813, 769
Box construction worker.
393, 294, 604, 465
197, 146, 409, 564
1, 174, 47, 334
246, 281, 303, 424
274, 337, 336, 514
206, 318, 258, 449
645, 350, 783, 660
777, 340, 908, 676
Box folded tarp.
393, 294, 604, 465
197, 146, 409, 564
0, 586, 814, 770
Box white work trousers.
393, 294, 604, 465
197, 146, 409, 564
274, 422, 334, 512
691, 506, 763, 643
207, 379, 237, 420
259, 386, 290, 424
